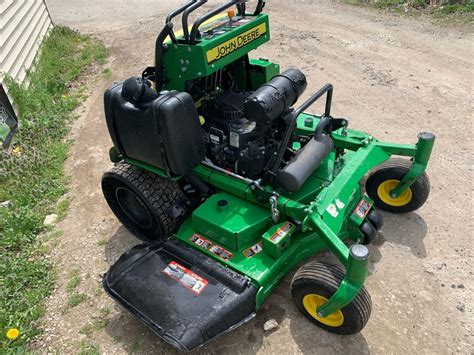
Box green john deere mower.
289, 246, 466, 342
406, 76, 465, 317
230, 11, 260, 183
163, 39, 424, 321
101, 1, 435, 351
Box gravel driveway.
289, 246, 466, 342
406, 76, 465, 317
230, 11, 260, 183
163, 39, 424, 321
37, 1, 473, 353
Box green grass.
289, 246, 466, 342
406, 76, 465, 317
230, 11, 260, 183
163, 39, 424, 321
0, 26, 106, 351
80, 317, 109, 336
438, 2, 474, 13
77, 340, 100, 355
79, 307, 111, 336
346, 0, 474, 18
102, 68, 112, 79
56, 197, 70, 222
66, 271, 82, 292
67, 293, 88, 308
97, 239, 108, 246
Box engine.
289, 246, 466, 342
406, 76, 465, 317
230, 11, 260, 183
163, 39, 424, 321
202, 68, 307, 180
203, 91, 275, 178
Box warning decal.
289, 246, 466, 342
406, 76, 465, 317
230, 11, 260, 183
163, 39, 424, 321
270, 222, 294, 244
163, 261, 208, 295
189, 234, 234, 261
353, 199, 372, 219
209, 244, 234, 261
190, 234, 213, 250
243, 242, 263, 258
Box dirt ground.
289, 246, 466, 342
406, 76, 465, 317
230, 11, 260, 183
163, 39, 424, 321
35, 1, 473, 353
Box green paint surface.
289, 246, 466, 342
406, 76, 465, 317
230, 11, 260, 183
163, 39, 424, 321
192, 192, 271, 250
162, 14, 270, 91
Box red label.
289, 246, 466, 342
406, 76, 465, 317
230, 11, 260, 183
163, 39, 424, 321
209, 244, 234, 261
189, 234, 213, 250
354, 199, 372, 219
270, 222, 294, 243
243, 242, 263, 258
162, 261, 208, 295
189, 234, 234, 261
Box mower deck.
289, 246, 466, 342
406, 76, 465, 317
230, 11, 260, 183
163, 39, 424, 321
104, 239, 257, 352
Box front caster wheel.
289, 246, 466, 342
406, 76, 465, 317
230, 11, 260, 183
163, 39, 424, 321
291, 262, 372, 335
365, 158, 430, 214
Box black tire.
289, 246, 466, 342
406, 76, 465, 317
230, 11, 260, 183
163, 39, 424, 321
291, 262, 372, 335
365, 158, 430, 214
102, 163, 185, 242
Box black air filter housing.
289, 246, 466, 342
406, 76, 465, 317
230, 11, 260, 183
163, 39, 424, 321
104, 80, 205, 176
244, 68, 307, 124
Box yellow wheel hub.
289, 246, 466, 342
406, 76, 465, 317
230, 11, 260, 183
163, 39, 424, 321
302, 294, 344, 327
377, 179, 412, 207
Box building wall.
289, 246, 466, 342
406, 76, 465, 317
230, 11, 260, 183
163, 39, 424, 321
0, 0, 53, 85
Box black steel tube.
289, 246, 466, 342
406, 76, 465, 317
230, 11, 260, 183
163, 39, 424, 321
271, 110, 297, 175
294, 83, 333, 118
236, 2, 246, 16
271, 84, 334, 174
166, 0, 197, 43
254, 0, 266, 15
155, 23, 174, 92
190, 1, 237, 45
183, 0, 207, 43
167, 0, 196, 23
314, 116, 331, 141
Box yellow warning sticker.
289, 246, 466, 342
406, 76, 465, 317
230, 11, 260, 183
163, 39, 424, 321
243, 242, 263, 258
206, 22, 267, 64
270, 222, 294, 244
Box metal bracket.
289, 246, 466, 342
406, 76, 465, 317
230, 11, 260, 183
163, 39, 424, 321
390, 132, 435, 198
330, 117, 349, 133
270, 195, 280, 224
316, 244, 369, 317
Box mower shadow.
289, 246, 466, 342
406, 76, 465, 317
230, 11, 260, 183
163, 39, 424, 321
371, 211, 428, 259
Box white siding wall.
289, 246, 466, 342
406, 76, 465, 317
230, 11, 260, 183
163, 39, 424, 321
0, 0, 53, 85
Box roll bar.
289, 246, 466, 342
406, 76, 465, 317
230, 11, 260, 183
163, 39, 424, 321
166, 0, 197, 44
155, 23, 173, 91
236, 2, 246, 16
190, 1, 237, 45
182, 0, 207, 43
154, 0, 267, 89
190, 0, 266, 44
254, 0, 266, 15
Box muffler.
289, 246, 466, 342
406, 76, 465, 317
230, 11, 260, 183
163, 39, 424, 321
277, 117, 334, 193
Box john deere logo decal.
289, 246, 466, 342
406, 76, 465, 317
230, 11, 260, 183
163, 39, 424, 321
206, 23, 267, 64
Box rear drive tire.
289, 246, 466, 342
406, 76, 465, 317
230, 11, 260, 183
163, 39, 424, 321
102, 162, 185, 242
291, 262, 372, 335
365, 158, 430, 214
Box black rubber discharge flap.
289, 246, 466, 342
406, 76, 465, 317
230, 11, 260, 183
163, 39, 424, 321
103, 239, 257, 352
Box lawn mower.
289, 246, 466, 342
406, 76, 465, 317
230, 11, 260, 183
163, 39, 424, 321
101, 0, 435, 351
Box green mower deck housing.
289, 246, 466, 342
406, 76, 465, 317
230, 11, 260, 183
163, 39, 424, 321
101, 1, 435, 351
